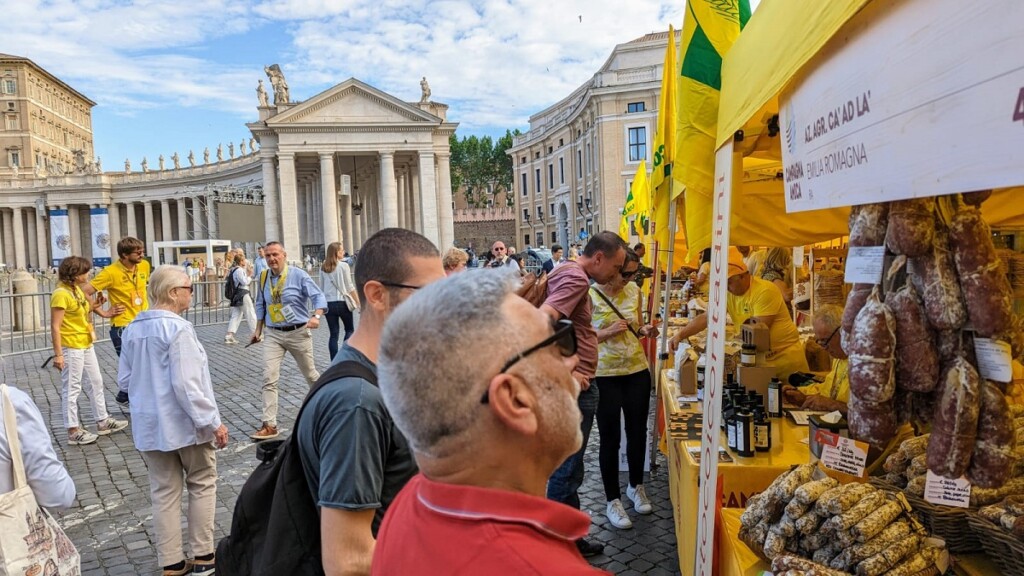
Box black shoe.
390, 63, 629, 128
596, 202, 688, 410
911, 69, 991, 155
575, 538, 604, 558
115, 391, 129, 406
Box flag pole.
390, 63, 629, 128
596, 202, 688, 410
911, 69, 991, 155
650, 175, 677, 473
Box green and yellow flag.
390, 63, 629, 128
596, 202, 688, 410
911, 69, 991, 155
674, 0, 750, 257
620, 160, 649, 242
651, 24, 677, 198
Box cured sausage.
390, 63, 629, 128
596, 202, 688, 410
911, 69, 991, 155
888, 280, 938, 392
967, 381, 1016, 488
849, 397, 897, 447
927, 357, 981, 478
848, 287, 896, 403
885, 198, 935, 257
909, 226, 967, 331
949, 205, 1013, 337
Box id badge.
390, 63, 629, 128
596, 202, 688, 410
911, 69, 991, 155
268, 303, 286, 324
281, 304, 301, 324
132, 290, 143, 307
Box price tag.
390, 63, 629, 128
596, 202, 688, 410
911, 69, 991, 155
844, 246, 886, 284
818, 431, 868, 477
924, 470, 971, 508
974, 338, 1013, 383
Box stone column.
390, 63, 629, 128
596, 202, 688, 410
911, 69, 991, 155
206, 195, 218, 239
108, 202, 121, 246
418, 151, 439, 246
379, 151, 398, 229
437, 152, 455, 249
12, 207, 26, 269
277, 152, 300, 255
313, 183, 323, 245
341, 197, 353, 251
126, 202, 138, 239
2, 210, 13, 266
176, 198, 188, 240
396, 170, 407, 229
26, 212, 38, 269
35, 209, 48, 268
67, 207, 82, 255
410, 167, 421, 233
261, 153, 280, 243
352, 194, 363, 248
190, 197, 204, 240
160, 199, 173, 263
143, 201, 156, 257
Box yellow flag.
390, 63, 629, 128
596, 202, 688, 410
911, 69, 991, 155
674, 0, 750, 257
621, 160, 649, 242
651, 25, 677, 196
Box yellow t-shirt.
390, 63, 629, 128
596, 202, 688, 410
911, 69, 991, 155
728, 276, 808, 378
802, 358, 850, 404
90, 259, 151, 327
592, 283, 649, 377
51, 285, 93, 349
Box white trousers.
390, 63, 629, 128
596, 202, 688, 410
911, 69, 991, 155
226, 293, 257, 336
61, 346, 110, 429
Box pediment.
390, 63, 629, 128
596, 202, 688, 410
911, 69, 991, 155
267, 78, 439, 126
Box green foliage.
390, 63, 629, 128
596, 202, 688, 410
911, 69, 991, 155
449, 129, 520, 208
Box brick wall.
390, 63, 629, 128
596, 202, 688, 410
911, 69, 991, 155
454, 219, 516, 253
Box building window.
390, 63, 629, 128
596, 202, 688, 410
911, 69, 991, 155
535, 168, 541, 195
524, 235, 531, 247
627, 102, 646, 113
559, 157, 564, 184
559, 138, 563, 147
522, 208, 529, 221
577, 150, 582, 178
5, 114, 18, 130
536, 232, 544, 247
536, 206, 543, 218
521, 173, 528, 196
628, 127, 647, 162
586, 144, 592, 173
548, 146, 553, 153
550, 203, 555, 216
548, 164, 554, 189
535, 152, 540, 159
9, 151, 20, 167
2, 79, 14, 94
551, 231, 557, 244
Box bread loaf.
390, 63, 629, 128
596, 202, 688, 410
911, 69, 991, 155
927, 357, 981, 478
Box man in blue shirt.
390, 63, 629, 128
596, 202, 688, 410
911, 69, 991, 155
250, 241, 327, 440
253, 246, 268, 280
296, 228, 445, 574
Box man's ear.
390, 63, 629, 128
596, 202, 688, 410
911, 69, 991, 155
484, 374, 539, 436
362, 281, 390, 313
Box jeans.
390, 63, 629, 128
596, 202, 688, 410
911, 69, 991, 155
324, 300, 355, 360
109, 325, 124, 356
596, 369, 652, 501
547, 381, 599, 509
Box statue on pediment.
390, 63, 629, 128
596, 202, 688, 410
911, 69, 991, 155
240, 140, 247, 155
172, 152, 180, 169
95, 157, 102, 173
249, 138, 257, 152
124, 158, 131, 173
73, 149, 87, 174
264, 64, 290, 105
188, 150, 195, 167
228, 142, 235, 158
420, 77, 431, 103
141, 157, 149, 173
217, 144, 223, 162
203, 148, 210, 164
158, 154, 165, 171
256, 79, 269, 107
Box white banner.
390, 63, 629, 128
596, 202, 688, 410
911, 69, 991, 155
695, 138, 739, 576
780, 0, 1024, 212
90, 208, 111, 266
49, 209, 71, 267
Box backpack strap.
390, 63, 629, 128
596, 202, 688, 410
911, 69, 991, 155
293, 360, 378, 428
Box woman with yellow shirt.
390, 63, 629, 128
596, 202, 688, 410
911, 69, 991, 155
51, 256, 128, 445
592, 248, 659, 530
783, 304, 849, 414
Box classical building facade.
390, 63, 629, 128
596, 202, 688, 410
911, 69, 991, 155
508, 31, 673, 249
0, 57, 457, 270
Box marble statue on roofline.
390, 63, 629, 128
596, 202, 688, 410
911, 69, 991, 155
264, 64, 290, 105
217, 144, 223, 162
228, 142, 235, 158
256, 79, 269, 107
188, 150, 195, 167
172, 152, 180, 170
158, 154, 165, 171
141, 157, 149, 173
249, 138, 257, 152
204, 148, 210, 164
420, 77, 431, 103
240, 140, 247, 155
125, 158, 131, 173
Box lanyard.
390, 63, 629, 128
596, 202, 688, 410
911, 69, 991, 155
121, 263, 140, 289
269, 267, 288, 302
828, 361, 847, 401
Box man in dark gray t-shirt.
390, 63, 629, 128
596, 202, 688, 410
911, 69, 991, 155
293, 228, 446, 575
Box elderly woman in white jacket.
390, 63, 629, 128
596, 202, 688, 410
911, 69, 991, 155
118, 265, 228, 576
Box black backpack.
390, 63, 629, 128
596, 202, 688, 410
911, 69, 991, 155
216, 360, 377, 575
224, 266, 239, 302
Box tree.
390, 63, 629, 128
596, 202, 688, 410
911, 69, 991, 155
449, 129, 520, 208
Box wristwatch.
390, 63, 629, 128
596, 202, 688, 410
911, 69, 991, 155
314, 312, 322, 319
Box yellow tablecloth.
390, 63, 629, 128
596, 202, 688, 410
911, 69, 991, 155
663, 370, 811, 575
718, 508, 767, 576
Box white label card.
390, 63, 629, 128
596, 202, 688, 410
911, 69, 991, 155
793, 246, 805, 264
974, 338, 1013, 383
818, 432, 868, 477
924, 471, 971, 508
844, 246, 886, 284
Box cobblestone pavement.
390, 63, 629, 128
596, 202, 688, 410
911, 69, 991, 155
1, 323, 681, 576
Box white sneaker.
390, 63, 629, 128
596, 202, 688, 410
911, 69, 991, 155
627, 484, 653, 515
606, 499, 633, 529
97, 417, 129, 435
68, 428, 98, 446
225, 334, 237, 345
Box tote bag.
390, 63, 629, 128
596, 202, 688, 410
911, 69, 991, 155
0, 384, 80, 576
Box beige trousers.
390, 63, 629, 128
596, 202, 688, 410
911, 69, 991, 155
262, 326, 320, 426
142, 443, 218, 566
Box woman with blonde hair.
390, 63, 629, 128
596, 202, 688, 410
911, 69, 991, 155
119, 265, 228, 576
320, 241, 359, 360
50, 255, 128, 445
442, 247, 469, 275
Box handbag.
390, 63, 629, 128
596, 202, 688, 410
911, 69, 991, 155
324, 270, 356, 312
0, 384, 80, 575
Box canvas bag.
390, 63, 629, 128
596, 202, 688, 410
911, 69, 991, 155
0, 384, 80, 576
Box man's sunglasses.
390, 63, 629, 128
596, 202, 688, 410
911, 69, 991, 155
816, 326, 839, 347
480, 319, 577, 404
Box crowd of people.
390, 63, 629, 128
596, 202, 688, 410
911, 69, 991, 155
1, 228, 676, 575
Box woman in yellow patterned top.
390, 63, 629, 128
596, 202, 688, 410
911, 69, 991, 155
782, 304, 849, 414
50, 256, 128, 446
591, 248, 659, 530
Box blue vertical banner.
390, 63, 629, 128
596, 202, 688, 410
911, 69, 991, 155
90, 207, 111, 267
49, 209, 71, 267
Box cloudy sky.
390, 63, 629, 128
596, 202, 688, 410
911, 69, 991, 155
5, 0, 758, 168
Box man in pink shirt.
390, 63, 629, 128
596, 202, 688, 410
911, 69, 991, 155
372, 270, 610, 575
541, 231, 627, 557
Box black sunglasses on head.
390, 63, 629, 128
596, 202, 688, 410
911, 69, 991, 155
480, 319, 577, 404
